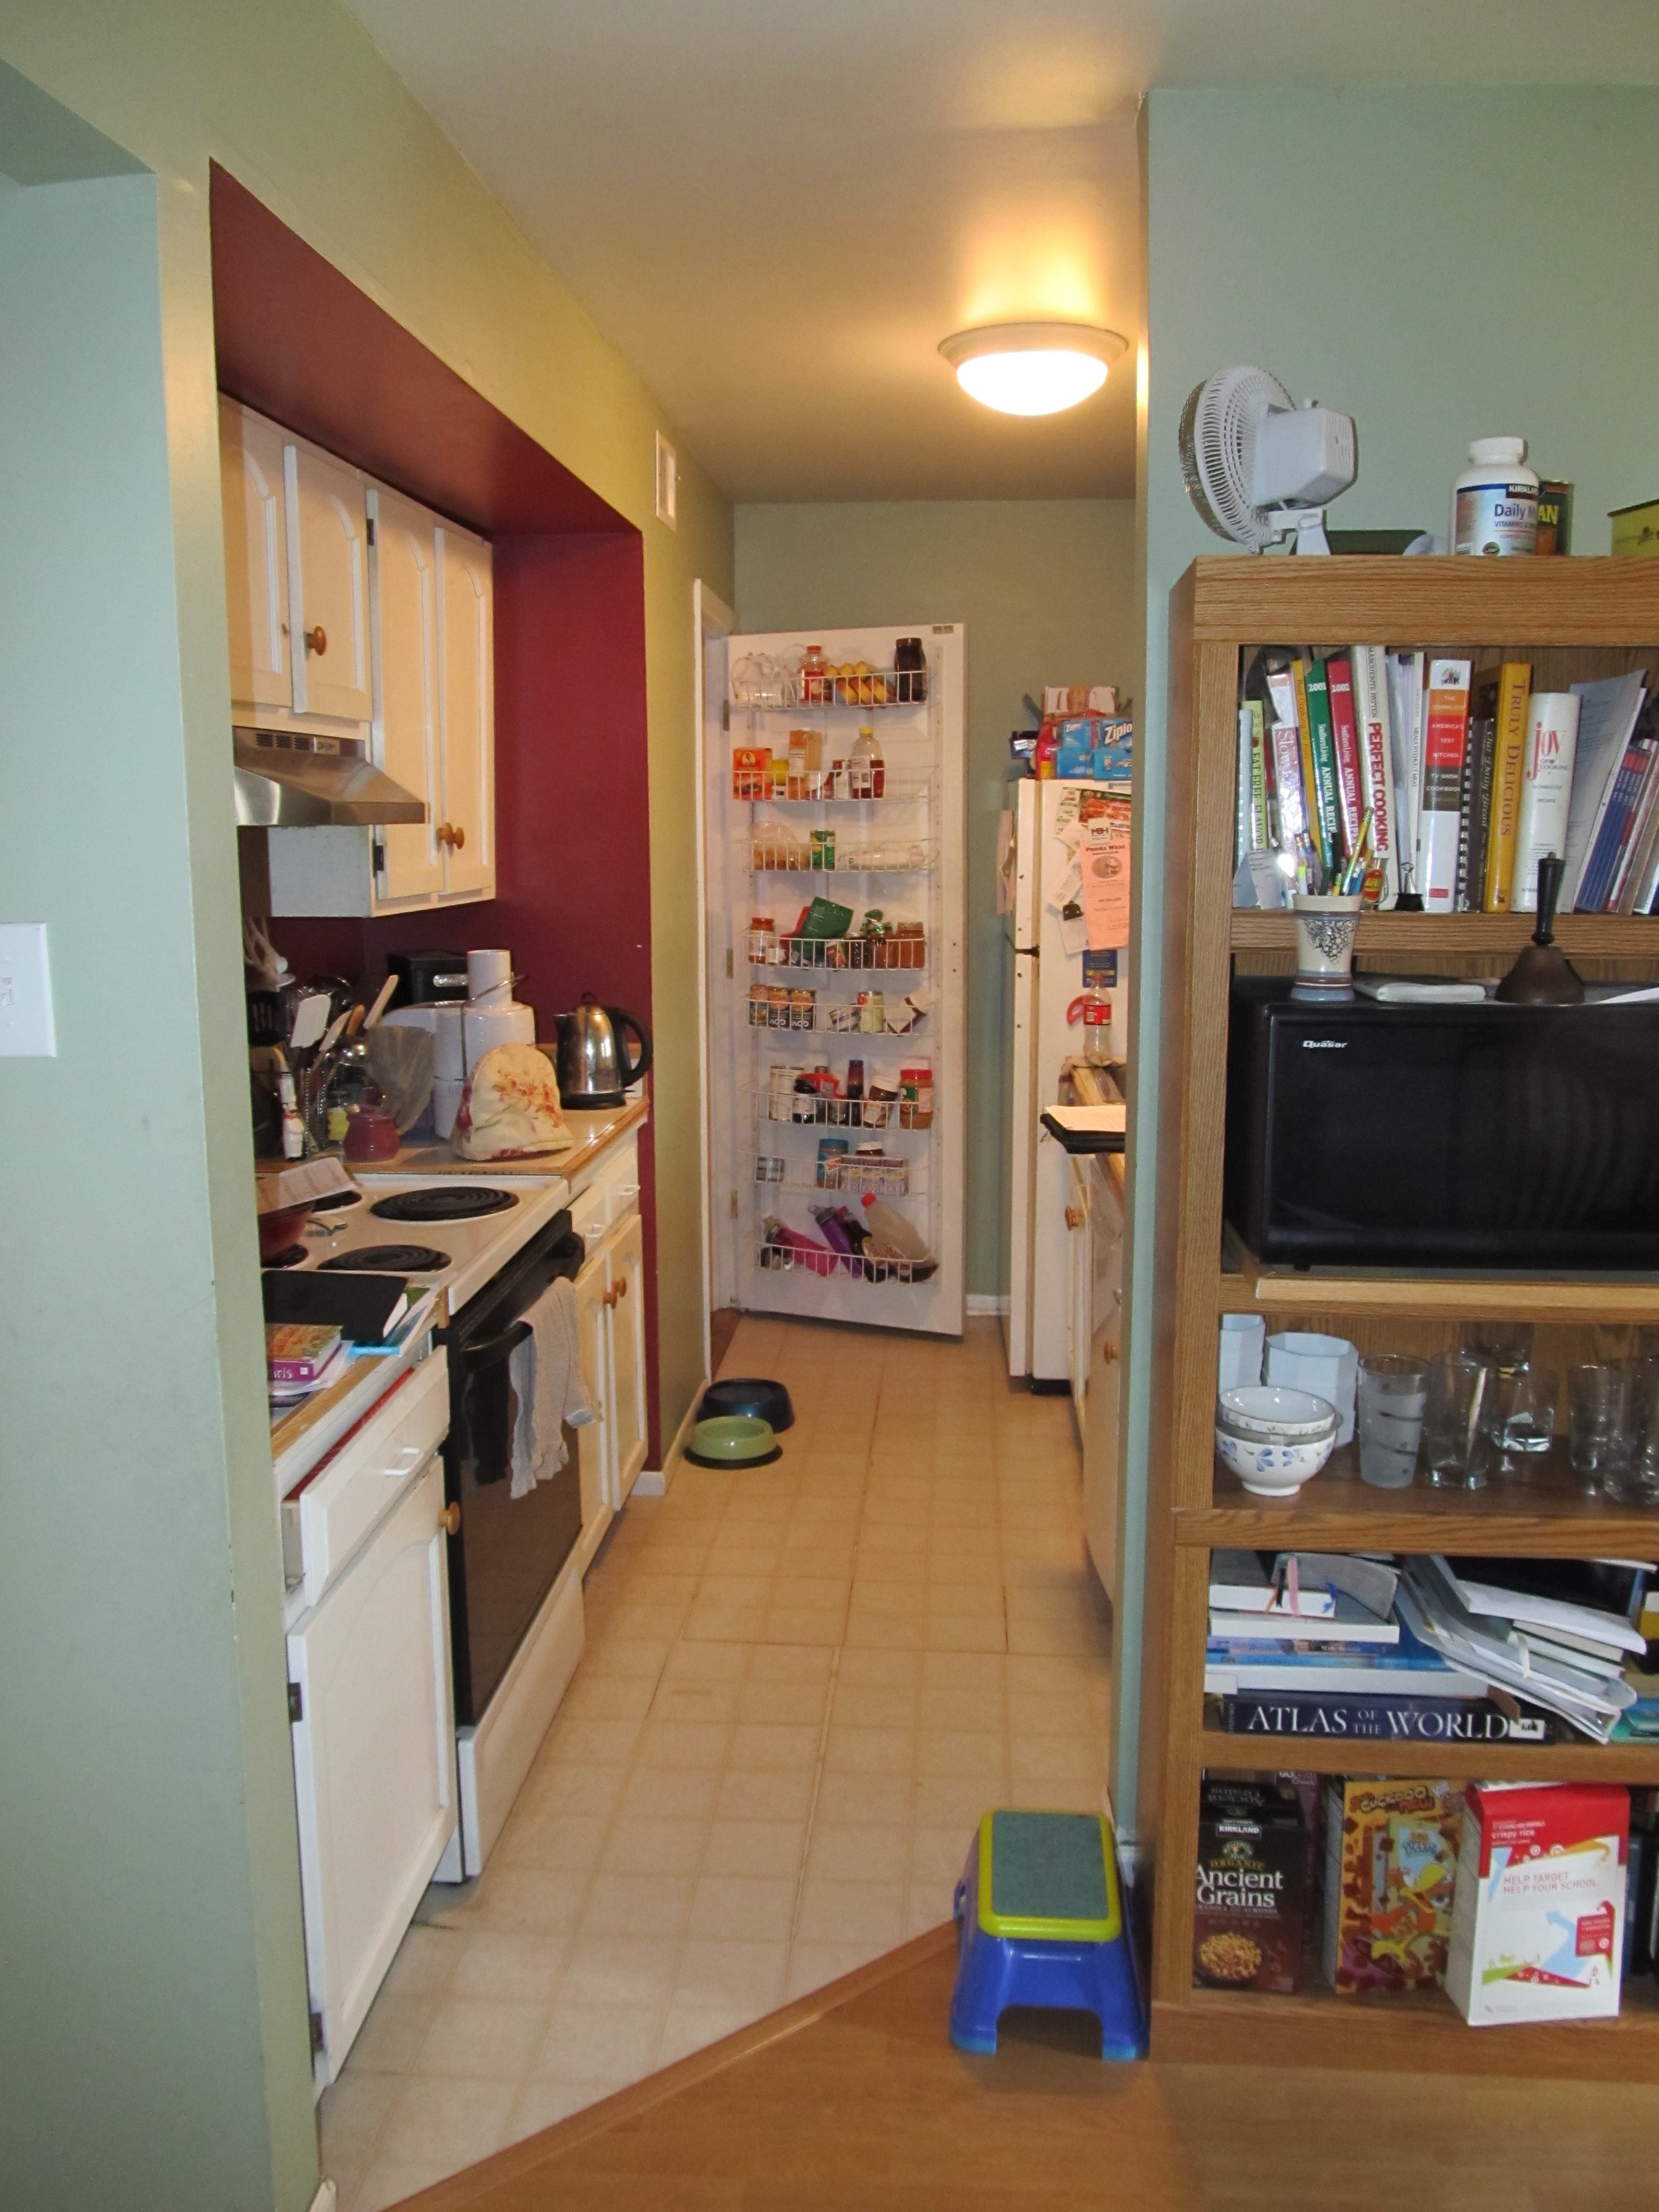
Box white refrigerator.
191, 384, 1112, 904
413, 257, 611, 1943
703, 623, 966, 1335
1005, 776, 1131, 1383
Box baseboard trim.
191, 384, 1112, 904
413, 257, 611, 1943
636, 1381, 709, 1497
965, 1293, 1009, 1316
395, 1925, 959, 2209
308, 2182, 338, 2212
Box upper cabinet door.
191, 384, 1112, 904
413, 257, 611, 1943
219, 398, 291, 713
370, 488, 444, 905
286, 439, 373, 724
436, 524, 494, 899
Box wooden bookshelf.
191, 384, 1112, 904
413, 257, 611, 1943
1141, 556, 1659, 2079
1198, 1730, 1659, 1785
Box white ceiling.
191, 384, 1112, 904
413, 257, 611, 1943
344, 1, 1659, 504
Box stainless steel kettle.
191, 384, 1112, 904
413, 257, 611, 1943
553, 994, 652, 1109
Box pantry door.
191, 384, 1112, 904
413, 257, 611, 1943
695, 581, 739, 1339
711, 621, 966, 1338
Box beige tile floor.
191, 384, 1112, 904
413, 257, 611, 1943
324, 1315, 1111, 2211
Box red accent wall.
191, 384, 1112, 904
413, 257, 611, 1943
214, 168, 664, 1461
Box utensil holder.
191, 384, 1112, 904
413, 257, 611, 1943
1291, 893, 1361, 997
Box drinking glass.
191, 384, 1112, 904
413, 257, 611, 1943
1567, 1363, 1632, 1493
1461, 1321, 1534, 1376
1421, 1353, 1492, 1491
1607, 1359, 1659, 1506
1483, 1366, 1559, 1479
1356, 1354, 1428, 1489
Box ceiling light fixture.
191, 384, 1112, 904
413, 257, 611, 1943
939, 322, 1128, 417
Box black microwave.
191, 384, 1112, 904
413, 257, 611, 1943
1224, 978, 1659, 1271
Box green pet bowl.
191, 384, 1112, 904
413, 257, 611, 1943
683, 1414, 781, 1469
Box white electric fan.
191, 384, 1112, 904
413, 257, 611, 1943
1178, 366, 1356, 554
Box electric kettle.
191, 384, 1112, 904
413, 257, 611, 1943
552, 994, 652, 1109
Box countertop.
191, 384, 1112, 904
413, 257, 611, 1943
366, 1092, 649, 1184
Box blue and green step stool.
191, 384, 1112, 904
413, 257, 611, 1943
950, 1809, 1145, 2060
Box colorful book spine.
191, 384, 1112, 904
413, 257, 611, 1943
1215, 1694, 1558, 1743
1248, 705, 1271, 851
1352, 646, 1400, 905
1303, 659, 1345, 872
1236, 707, 1254, 866
1616, 751, 1659, 913
1417, 659, 1472, 911
1386, 650, 1426, 898
1325, 655, 1366, 857
1457, 680, 1498, 913
1291, 658, 1326, 875
1581, 738, 1654, 913
1270, 723, 1307, 844
1511, 691, 1582, 911
1482, 660, 1533, 910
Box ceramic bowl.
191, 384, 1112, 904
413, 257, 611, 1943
1214, 1424, 1338, 1497
1216, 1386, 1339, 1441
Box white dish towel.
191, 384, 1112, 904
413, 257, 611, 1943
508, 1276, 595, 1500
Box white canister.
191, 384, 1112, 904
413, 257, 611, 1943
1265, 1331, 1358, 1445
463, 999, 535, 1072
467, 948, 514, 1006
381, 1001, 467, 1084
431, 1076, 466, 1142
1218, 1313, 1266, 1394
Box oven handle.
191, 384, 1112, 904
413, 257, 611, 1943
464, 1317, 533, 1370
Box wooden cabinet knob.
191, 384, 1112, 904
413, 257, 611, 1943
1099, 1341, 1119, 1366
614, 1274, 628, 1299
1065, 1205, 1084, 1230
436, 822, 454, 848
451, 822, 466, 851
303, 625, 327, 656
439, 1501, 461, 1536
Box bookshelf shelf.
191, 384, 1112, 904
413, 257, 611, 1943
1151, 1976, 1659, 2082
1185, 1443, 1659, 1554
1216, 1254, 1659, 1325
1143, 555, 1659, 2079
1198, 1728, 1659, 1785
1231, 910, 1659, 956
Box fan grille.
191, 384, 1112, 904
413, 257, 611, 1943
1178, 366, 1294, 550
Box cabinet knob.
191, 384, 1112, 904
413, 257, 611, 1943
1064, 1205, 1084, 1230
439, 1502, 461, 1536
451, 823, 466, 851
436, 822, 453, 848
614, 1274, 628, 1299
303, 625, 327, 657
1099, 1342, 1119, 1366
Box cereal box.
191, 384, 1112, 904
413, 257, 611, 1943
732, 747, 770, 799
1321, 1777, 1463, 1994
1446, 1782, 1628, 2026
1192, 1777, 1307, 1994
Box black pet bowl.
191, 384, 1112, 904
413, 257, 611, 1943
697, 1376, 795, 1434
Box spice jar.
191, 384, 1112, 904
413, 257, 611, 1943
749, 915, 777, 964
899, 1061, 934, 1130
800, 644, 828, 704
790, 988, 816, 1030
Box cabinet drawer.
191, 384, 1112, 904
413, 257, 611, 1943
601, 1135, 641, 1227
283, 1349, 449, 1609
569, 1179, 609, 1248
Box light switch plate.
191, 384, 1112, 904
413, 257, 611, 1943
0, 923, 57, 1057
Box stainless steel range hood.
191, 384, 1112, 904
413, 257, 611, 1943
233, 728, 427, 828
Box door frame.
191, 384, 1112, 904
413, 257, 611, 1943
692, 581, 735, 1375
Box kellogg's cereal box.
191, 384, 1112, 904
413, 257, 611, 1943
1321, 1777, 1463, 1994
1446, 1781, 1628, 2026
1192, 1777, 1307, 1994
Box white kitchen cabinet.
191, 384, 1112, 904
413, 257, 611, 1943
220, 400, 496, 916
370, 487, 445, 905
220, 397, 291, 714
285, 436, 373, 725
286, 1453, 455, 2084
1077, 1156, 1124, 1605
607, 1209, 648, 1505
573, 1244, 614, 1570
436, 523, 495, 900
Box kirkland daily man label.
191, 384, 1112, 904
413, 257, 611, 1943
1453, 437, 1540, 555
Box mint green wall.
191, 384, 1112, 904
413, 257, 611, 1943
1115, 85, 1659, 1834
0, 8, 734, 2207
735, 499, 1139, 1299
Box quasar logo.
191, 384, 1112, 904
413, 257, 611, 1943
1301, 1039, 1347, 1049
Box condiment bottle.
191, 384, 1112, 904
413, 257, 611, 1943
749, 914, 776, 964
800, 644, 828, 703
851, 725, 877, 800
788, 729, 808, 798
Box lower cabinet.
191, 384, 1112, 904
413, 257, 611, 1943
286, 1455, 455, 2083
572, 1207, 650, 1571
1080, 1161, 1125, 1605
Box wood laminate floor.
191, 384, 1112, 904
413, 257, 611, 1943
390, 1923, 1659, 2211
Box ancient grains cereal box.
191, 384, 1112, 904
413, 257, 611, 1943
1192, 1777, 1307, 1994
1321, 1777, 1463, 1994
1446, 1781, 1628, 2026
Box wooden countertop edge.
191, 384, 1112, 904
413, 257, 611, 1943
382, 1091, 650, 1180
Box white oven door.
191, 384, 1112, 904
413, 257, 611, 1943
287, 1452, 456, 2083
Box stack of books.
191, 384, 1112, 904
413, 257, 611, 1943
1205, 1550, 1563, 1744
262, 1274, 440, 1400
1235, 651, 1659, 917
267, 1323, 349, 1404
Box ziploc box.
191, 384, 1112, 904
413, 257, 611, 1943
1322, 1777, 1463, 1994
1446, 1781, 1628, 2026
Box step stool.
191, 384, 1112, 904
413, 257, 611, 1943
950, 1809, 1145, 2060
